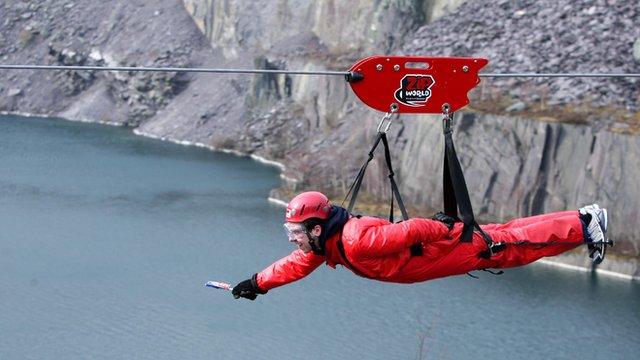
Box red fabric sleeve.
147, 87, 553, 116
256, 250, 325, 291
354, 218, 448, 258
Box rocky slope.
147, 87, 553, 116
0, 0, 638, 277
405, 0, 640, 125
0, 0, 218, 126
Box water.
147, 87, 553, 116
0, 115, 638, 360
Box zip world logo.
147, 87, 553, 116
394, 74, 435, 107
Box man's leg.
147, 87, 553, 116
481, 210, 577, 231
480, 212, 584, 269
392, 213, 584, 281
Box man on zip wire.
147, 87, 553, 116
231, 191, 611, 300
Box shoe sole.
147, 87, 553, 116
601, 208, 608, 234
591, 208, 608, 265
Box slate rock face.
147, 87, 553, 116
0, 0, 213, 124
1, 0, 638, 276
405, 0, 640, 111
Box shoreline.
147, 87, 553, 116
2, 111, 636, 281
537, 259, 638, 281
132, 128, 288, 173
267, 197, 288, 207
0, 110, 124, 127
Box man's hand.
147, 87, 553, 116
232, 274, 267, 301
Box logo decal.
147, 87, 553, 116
286, 208, 295, 218
394, 74, 435, 107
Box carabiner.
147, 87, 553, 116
441, 103, 453, 134
376, 106, 399, 134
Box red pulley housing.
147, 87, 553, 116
347, 56, 488, 114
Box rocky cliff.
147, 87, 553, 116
0, 0, 638, 277
0, 0, 220, 126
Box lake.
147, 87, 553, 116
0, 114, 638, 359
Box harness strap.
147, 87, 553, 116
381, 133, 409, 222
335, 238, 371, 279
442, 111, 494, 251
346, 133, 382, 214
344, 131, 409, 223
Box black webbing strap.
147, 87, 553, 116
336, 237, 371, 278
381, 134, 409, 222
344, 132, 409, 223
442, 112, 493, 250
346, 133, 383, 214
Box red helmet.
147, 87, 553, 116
285, 191, 332, 223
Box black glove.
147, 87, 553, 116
232, 274, 267, 301
431, 211, 457, 230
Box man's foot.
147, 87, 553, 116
579, 204, 609, 264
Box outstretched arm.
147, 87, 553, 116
255, 250, 325, 291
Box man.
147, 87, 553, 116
232, 191, 610, 300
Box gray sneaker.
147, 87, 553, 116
579, 204, 608, 264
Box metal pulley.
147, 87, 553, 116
346, 56, 488, 114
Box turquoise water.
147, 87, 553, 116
0, 115, 638, 360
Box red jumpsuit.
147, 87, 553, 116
256, 211, 584, 291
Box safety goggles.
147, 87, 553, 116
283, 223, 307, 240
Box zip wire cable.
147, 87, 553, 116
0, 64, 350, 76
1, 64, 640, 78
480, 73, 640, 78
